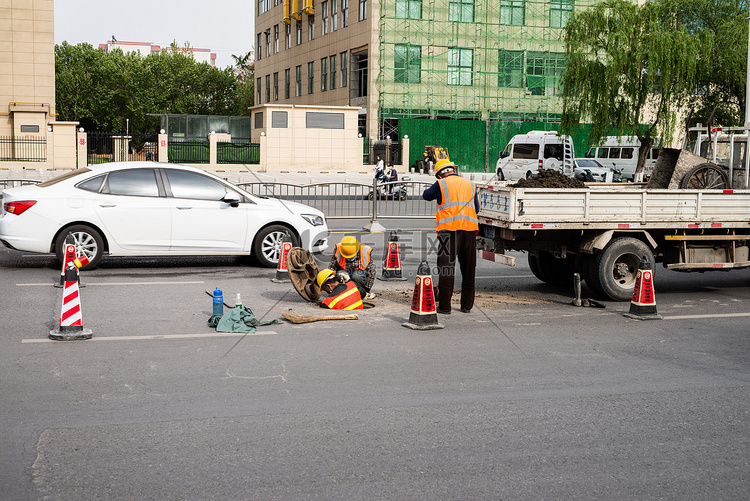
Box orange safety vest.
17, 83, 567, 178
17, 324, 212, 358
322, 281, 364, 310
436, 175, 479, 232
334, 244, 373, 270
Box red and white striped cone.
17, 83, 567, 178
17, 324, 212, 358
271, 235, 293, 283
402, 261, 444, 330
623, 254, 662, 320
49, 264, 92, 340
379, 231, 407, 281
55, 238, 77, 288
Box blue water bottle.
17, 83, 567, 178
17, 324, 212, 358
213, 287, 223, 316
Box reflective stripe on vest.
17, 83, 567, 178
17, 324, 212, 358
436, 176, 479, 232
322, 281, 364, 310
335, 244, 372, 270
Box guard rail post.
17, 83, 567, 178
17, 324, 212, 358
363, 177, 386, 233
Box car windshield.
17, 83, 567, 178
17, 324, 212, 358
37, 168, 92, 187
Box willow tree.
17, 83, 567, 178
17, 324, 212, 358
560, 0, 712, 179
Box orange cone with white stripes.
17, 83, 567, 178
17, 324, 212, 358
623, 254, 662, 320
379, 231, 407, 281
402, 261, 444, 330
49, 264, 92, 340
271, 234, 293, 283
55, 236, 77, 288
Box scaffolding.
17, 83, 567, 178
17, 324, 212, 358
377, 0, 598, 169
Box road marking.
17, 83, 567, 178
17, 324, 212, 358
22, 331, 278, 343
476, 275, 535, 279
663, 312, 750, 320
16, 280, 205, 287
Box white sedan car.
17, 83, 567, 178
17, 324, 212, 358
573, 158, 611, 183
0, 162, 329, 269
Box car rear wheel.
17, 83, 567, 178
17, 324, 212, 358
54, 224, 104, 271
253, 225, 299, 268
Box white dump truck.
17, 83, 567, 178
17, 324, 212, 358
477, 128, 750, 301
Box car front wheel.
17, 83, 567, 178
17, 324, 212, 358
253, 225, 299, 268
54, 224, 104, 271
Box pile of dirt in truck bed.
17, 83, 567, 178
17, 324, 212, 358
511, 169, 586, 189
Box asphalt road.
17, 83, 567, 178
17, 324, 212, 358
2, 226, 750, 500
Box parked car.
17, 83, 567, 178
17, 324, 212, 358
584, 136, 660, 181
0, 162, 329, 269
495, 131, 576, 181
574, 158, 611, 182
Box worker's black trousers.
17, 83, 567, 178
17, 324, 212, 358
436, 230, 476, 312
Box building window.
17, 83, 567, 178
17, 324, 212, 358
330, 54, 337, 89
449, 0, 474, 23
257, 77, 262, 103
286, 24, 291, 49
394, 44, 421, 83
332, 0, 338, 31
500, 0, 524, 26
498, 50, 524, 87
321, 57, 328, 92
273, 72, 279, 101
265, 29, 271, 57
341, 51, 348, 87
526, 51, 566, 95
309, 16, 315, 40
257, 33, 262, 60
266, 74, 271, 102
259, 0, 270, 15
285, 68, 291, 99
447, 48, 472, 86
550, 0, 574, 29
308, 61, 314, 94
342, 0, 349, 27
322, 2, 329, 35
359, 0, 367, 21
296, 65, 302, 96
396, 0, 421, 19
274, 25, 279, 53
296, 21, 302, 45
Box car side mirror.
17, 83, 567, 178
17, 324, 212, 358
222, 197, 240, 207
500, 152, 509, 159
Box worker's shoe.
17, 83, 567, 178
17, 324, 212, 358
459, 308, 471, 313
365, 292, 376, 300
436, 308, 451, 315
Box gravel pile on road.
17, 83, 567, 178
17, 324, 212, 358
512, 169, 586, 188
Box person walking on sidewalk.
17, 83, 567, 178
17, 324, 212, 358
422, 159, 479, 314
329, 235, 376, 300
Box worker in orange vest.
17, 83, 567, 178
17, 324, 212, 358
328, 235, 376, 299
422, 159, 479, 314
316, 269, 364, 310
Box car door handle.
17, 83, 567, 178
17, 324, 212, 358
98, 203, 116, 208
176, 206, 193, 210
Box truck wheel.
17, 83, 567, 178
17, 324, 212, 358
679, 163, 729, 189
527, 254, 546, 282
590, 237, 652, 301
536, 252, 575, 286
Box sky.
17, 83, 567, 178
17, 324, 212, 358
54, 0, 255, 69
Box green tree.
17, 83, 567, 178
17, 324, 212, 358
560, 0, 711, 178
663, 0, 749, 127
231, 50, 255, 116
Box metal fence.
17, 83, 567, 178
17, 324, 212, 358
217, 141, 260, 164
87, 132, 159, 164
0, 178, 42, 190
168, 139, 209, 164
0, 137, 47, 162
237, 180, 435, 219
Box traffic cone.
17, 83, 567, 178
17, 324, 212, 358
55, 236, 77, 288
379, 231, 407, 281
402, 261, 444, 330
49, 264, 93, 340
623, 254, 662, 320
271, 234, 293, 283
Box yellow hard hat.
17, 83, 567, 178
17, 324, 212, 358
339, 236, 359, 259
434, 158, 456, 176
316, 269, 336, 288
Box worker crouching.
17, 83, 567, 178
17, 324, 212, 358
316, 269, 364, 310
329, 236, 376, 300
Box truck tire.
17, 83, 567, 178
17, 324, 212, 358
590, 237, 653, 301
528, 252, 575, 286
527, 254, 545, 282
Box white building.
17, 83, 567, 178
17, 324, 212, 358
98, 38, 217, 66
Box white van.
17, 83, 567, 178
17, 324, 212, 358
495, 131, 575, 181
584, 136, 661, 181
